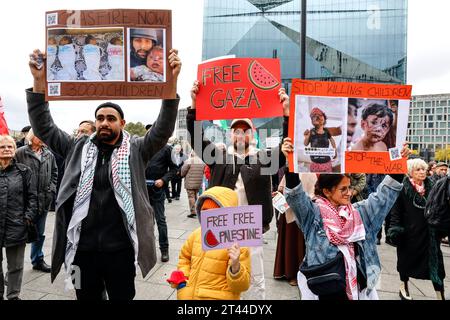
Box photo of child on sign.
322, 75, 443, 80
47, 28, 124, 81
128, 28, 166, 82
294, 96, 347, 173
348, 98, 409, 152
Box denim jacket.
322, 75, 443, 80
285, 175, 402, 290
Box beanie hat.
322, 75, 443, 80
95, 102, 124, 119
195, 186, 238, 222
201, 198, 221, 211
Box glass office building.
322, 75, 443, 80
203, 0, 408, 86
176, 0, 408, 148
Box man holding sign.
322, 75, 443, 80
187, 79, 289, 300
26, 48, 181, 300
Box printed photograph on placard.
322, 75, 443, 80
128, 28, 166, 82
294, 95, 347, 173
47, 28, 125, 82
347, 98, 409, 151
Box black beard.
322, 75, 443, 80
97, 130, 118, 143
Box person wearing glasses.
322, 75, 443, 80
387, 158, 446, 300
281, 137, 410, 300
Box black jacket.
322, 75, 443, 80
15, 145, 57, 215
187, 107, 285, 231
26, 89, 179, 282
0, 160, 38, 247
145, 144, 177, 188
389, 177, 444, 281
77, 134, 132, 252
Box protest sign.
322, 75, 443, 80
0, 97, 9, 135
45, 9, 173, 101
272, 192, 289, 214
200, 205, 263, 251
196, 58, 282, 120
288, 79, 411, 174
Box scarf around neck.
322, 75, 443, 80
316, 196, 366, 300
64, 131, 139, 290
408, 178, 425, 196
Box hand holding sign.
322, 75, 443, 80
168, 49, 181, 77
400, 142, 411, 159
29, 49, 46, 94
190, 80, 200, 109
281, 137, 294, 159
279, 87, 290, 117
227, 242, 241, 274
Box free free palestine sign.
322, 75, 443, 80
200, 205, 263, 251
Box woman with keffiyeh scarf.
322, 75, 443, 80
388, 158, 446, 300
281, 137, 409, 300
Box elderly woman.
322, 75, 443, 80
281, 137, 408, 300
388, 158, 445, 300
0, 135, 37, 300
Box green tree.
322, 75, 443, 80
435, 146, 450, 162
125, 122, 147, 137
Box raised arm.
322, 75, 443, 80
353, 175, 403, 236
186, 80, 218, 165
281, 138, 317, 232
353, 143, 410, 235
27, 49, 75, 157
139, 49, 181, 162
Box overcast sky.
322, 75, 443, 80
1, 0, 449, 133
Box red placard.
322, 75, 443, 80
196, 58, 282, 120
0, 97, 9, 135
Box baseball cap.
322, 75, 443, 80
130, 28, 157, 42
230, 118, 254, 130
436, 162, 449, 168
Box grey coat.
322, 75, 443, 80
15, 145, 57, 216
0, 160, 38, 248
26, 89, 179, 282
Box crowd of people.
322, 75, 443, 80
1, 47, 450, 302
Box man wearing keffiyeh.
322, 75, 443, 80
26, 48, 182, 300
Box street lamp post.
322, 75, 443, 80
300, 0, 306, 79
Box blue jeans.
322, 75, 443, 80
148, 187, 168, 251
31, 211, 48, 266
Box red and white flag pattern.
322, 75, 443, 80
0, 96, 9, 135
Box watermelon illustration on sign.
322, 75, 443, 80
248, 60, 279, 90
204, 230, 219, 248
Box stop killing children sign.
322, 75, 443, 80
200, 205, 263, 251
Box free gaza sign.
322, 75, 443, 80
196, 58, 282, 120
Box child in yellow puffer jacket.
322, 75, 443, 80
173, 186, 251, 300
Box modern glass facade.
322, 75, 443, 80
177, 0, 408, 149
408, 94, 450, 160
203, 0, 408, 86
